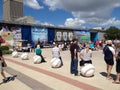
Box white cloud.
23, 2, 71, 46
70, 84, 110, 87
100, 18, 120, 26
65, 18, 85, 27
35, 20, 54, 26
24, 0, 43, 10
41, 22, 55, 26
34, 20, 41, 24
43, 0, 120, 27
43, 0, 62, 10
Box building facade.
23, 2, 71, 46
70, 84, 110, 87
0, 20, 105, 46
3, 0, 23, 21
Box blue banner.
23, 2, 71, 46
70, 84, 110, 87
48, 28, 54, 43
21, 25, 31, 42
31, 27, 48, 42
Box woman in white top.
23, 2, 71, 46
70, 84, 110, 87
79, 44, 92, 66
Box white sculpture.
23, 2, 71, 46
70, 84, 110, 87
21, 53, 29, 60
50, 58, 61, 68
80, 64, 95, 77
12, 51, 18, 58
33, 55, 41, 64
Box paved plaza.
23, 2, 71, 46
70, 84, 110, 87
0, 48, 120, 90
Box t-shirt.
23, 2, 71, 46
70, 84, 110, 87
52, 46, 60, 58
103, 45, 115, 60
80, 49, 92, 61
90, 43, 94, 48
70, 43, 79, 59
35, 48, 42, 55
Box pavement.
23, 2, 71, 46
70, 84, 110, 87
0, 48, 120, 90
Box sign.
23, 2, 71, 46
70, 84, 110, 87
56, 32, 62, 41
68, 32, 73, 41
74, 30, 90, 42
13, 28, 22, 41
31, 27, 48, 42
63, 32, 67, 41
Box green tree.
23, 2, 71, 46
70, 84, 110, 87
104, 26, 120, 40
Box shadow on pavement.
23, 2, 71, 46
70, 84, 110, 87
100, 72, 116, 80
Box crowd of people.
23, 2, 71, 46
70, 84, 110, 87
69, 38, 120, 84
0, 38, 120, 84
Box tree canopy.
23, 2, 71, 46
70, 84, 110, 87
104, 26, 120, 40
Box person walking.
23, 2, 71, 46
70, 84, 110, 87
103, 40, 115, 80
0, 50, 8, 83
70, 39, 79, 76
113, 43, 120, 84
35, 45, 46, 62
52, 44, 63, 66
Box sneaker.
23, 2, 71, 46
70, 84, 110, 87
74, 73, 78, 76
74, 73, 80, 76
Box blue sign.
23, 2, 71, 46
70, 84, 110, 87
31, 27, 48, 42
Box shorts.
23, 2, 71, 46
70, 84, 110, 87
105, 59, 114, 65
116, 60, 120, 73
0, 61, 3, 72
79, 60, 92, 66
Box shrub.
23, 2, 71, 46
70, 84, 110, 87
0, 46, 9, 51
0, 46, 12, 54
2, 50, 12, 54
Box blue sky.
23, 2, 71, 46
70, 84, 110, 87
0, 0, 120, 29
